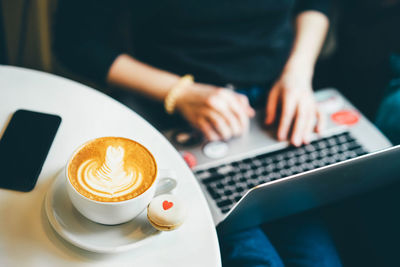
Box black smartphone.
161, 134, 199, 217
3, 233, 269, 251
0, 109, 61, 192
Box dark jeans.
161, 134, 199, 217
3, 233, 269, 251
110, 87, 342, 267
375, 79, 400, 145
218, 214, 342, 267
375, 53, 400, 145
375, 86, 400, 145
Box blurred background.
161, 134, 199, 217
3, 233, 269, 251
1, 0, 399, 119
1, 0, 53, 71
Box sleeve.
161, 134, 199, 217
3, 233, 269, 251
294, 0, 331, 17
53, 0, 125, 84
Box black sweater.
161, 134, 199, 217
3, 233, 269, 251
54, 0, 330, 88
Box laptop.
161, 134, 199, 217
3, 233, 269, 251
162, 88, 397, 233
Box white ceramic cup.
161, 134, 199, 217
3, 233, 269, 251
65, 141, 177, 225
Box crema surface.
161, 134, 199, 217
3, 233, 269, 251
68, 137, 157, 202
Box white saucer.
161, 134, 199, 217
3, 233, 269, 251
44, 170, 161, 253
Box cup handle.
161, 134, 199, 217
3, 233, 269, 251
155, 169, 177, 196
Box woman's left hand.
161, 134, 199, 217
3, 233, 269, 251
264, 68, 324, 147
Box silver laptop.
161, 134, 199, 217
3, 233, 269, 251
163, 88, 396, 233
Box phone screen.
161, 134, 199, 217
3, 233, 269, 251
0, 109, 61, 192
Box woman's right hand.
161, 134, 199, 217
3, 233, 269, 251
174, 83, 255, 141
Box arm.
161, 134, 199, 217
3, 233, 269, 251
107, 54, 180, 102
284, 11, 330, 81
265, 8, 330, 146
108, 54, 255, 140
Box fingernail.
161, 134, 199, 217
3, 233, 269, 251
294, 137, 301, 146
211, 133, 220, 141
278, 132, 285, 141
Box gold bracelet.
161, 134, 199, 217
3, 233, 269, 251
164, 74, 194, 114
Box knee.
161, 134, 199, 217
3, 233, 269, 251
218, 227, 284, 267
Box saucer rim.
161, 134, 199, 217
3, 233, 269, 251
44, 169, 161, 254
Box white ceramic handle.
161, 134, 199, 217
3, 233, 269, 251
155, 169, 177, 196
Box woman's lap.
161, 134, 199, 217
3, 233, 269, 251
218, 226, 284, 267
375, 83, 400, 145
218, 213, 342, 267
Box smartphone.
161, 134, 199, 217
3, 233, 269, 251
0, 109, 61, 192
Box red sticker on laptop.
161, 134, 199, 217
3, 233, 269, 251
180, 151, 197, 168
331, 110, 360, 126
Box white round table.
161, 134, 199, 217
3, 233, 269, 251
0, 66, 221, 267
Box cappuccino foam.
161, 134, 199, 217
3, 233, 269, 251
68, 137, 157, 202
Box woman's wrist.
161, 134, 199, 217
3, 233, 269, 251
164, 75, 194, 114
282, 54, 315, 80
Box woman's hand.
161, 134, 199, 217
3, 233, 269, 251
263, 10, 329, 147
264, 69, 324, 147
175, 83, 255, 141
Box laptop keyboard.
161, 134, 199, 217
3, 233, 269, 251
194, 132, 367, 214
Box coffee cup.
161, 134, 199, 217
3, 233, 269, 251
65, 137, 177, 225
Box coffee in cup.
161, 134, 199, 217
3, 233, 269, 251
66, 137, 176, 225
67, 137, 157, 203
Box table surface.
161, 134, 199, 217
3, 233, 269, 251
0, 66, 221, 267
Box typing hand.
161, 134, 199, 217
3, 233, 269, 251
175, 83, 255, 141
264, 70, 324, 147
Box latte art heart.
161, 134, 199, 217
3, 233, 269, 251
77, 146, 143, 198
68, 137, 157, 202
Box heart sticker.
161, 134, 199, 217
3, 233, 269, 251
163, 200, 173, 210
